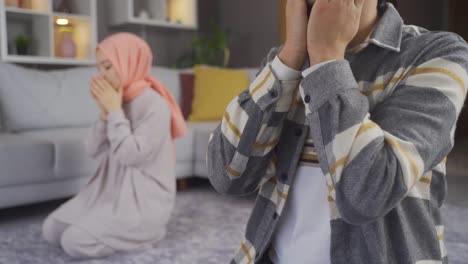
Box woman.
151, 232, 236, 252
42, 33, 187, 259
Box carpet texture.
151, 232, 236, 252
0, 185, 467, 264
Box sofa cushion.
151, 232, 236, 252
52, 66, 101, 124
0, 134, 55, 187
0, 63, 100, 132
175, 128, 194, 163
22, 125, 194, 179
189, 66, 250, 122
194, 160, 209, 178
241, 68, 260, 82
20, 127, 99, 179
189, 122, 220, 162
151, 67, 181, 105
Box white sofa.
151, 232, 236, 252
0, 63, 257, 209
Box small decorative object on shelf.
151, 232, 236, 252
15, 35, 31, 55
0, 0, 97, 65
59, 27, 76, 58
53, 0, 72, 13
19, 0, 31, 9
138, 10, 150, 20
109, 0, 197, 29
5, 0, 19, 8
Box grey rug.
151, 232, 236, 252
0, 184, 467, 264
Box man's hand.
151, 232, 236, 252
91, 76, 123, 115
307, 0, 365, 66
279, 0, 309, 71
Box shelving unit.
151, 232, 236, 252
109, 0, 198, 30
0, 0, 97, 65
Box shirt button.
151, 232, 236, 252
269, 90, 278, 98
280, 173, 288, 181
304, 95, 311, 103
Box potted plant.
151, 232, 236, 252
15, 35, 31, 55
59, 27, 77, 58
175, 23, 230, 68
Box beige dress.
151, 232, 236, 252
48, 89, 176, 251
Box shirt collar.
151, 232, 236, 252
367, 3, 404, 52
347, 3, 404, 54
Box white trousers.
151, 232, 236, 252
42, 216, 116, 259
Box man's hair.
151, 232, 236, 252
378, 0, 387, 14
378, 0, 397, 16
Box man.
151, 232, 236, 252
208, 0, 468, 263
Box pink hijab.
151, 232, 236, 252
97, 33, 187, 140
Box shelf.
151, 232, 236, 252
5, 6, 49, 16
6, 12, 51, 57
2, 54, 95, 65
128, 17, 197, 30
1, 0, 97, 65
109, 0, 198, 30
167, 0, 196, 26
5, 9, 93, 20
52, 0, 92, 16
53, 12, 92, 21
4, 0, 50, 12
133, 0, 165, 20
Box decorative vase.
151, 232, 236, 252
60, 32, 76, 58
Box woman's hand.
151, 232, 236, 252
91, 76, 123, 115
90, 79, 107, 121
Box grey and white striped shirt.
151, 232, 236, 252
208, 4, 468, 264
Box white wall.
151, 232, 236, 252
397, 0, 446, 30
218, 0, 280, 68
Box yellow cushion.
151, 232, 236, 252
188, 65, 250, 121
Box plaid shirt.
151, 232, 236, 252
207, 4, 468, 264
